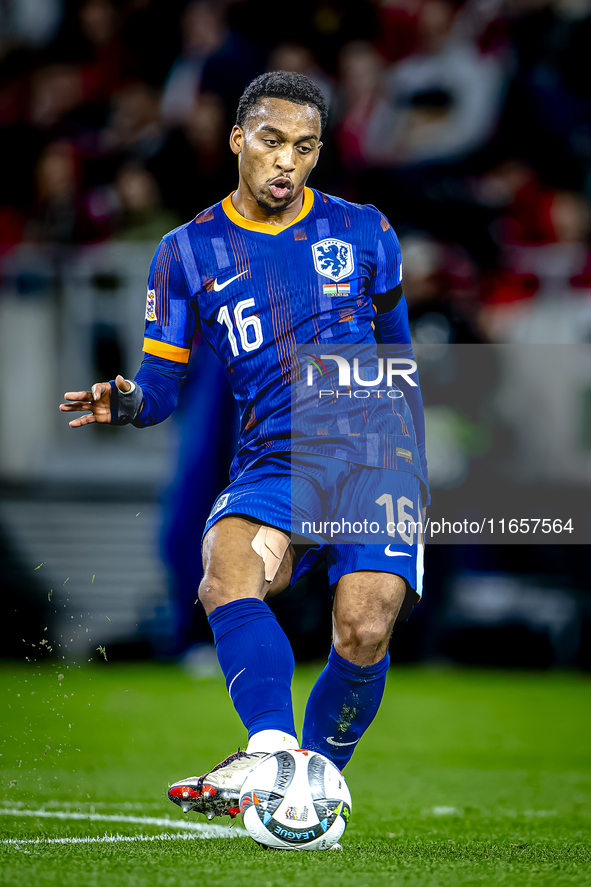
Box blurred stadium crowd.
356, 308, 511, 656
2, 0, 591, 344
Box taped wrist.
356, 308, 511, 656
109, 380, 145, 426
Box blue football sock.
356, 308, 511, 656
301, 646, 390, 769
208, 598, 296, 740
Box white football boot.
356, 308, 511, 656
168, 750, 268, 820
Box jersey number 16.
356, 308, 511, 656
217, 299, 264, 356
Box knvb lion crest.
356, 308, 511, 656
312, 238, 354, 281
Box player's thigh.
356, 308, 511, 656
328, 466, 424, 663
332, 570, 407, 665
200, 516, 297, 613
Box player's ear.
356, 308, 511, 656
312, 141, 323, 168
230, 125, 243, 156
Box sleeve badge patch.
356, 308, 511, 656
145, 288, 157, 322
209, 493, 230, 519
312, 238, 354, 281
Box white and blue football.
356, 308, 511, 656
239, 749, 351, 851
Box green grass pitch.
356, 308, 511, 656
1, 660, 590, 886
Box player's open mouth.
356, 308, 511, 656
269, 178, 292, 199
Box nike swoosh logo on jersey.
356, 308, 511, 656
384, 546, 412, 557
326, 737, 359, 747
213, 271, 247, 291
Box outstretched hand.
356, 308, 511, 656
60, 375, 131, 428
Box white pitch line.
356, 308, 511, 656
0, 808, 246, 839
2, 832, 220, 847
4, 801, 166, 811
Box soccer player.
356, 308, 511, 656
60, 72, 429, 822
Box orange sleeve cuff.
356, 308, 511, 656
142, 337, 191, 364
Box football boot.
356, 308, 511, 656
168, 750, 268, 820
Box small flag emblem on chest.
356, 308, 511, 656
323, 283, 351, 296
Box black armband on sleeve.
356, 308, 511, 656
109, 381, 145, 426
372, 283, 403, 315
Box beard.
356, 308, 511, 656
255, 190, 292, 215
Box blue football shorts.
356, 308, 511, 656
203, 452, 424, 609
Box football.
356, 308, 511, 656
239, 748, 352, 851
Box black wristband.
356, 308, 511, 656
109, 380, 145, 426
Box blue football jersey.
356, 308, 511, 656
142, 188, 424, 485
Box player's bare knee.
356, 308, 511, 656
198, 569, 266, 614
332, 572, 406, 663
197, 575, 229, 615
334, 618, 391, 665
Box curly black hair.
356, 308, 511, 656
236, 71, 329, 132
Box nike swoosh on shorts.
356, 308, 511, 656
213, 271, 247, 291
384, 546, 412, 557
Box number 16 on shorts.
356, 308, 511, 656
375, 493, 421, 545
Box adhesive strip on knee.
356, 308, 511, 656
251, 527, 290, 582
